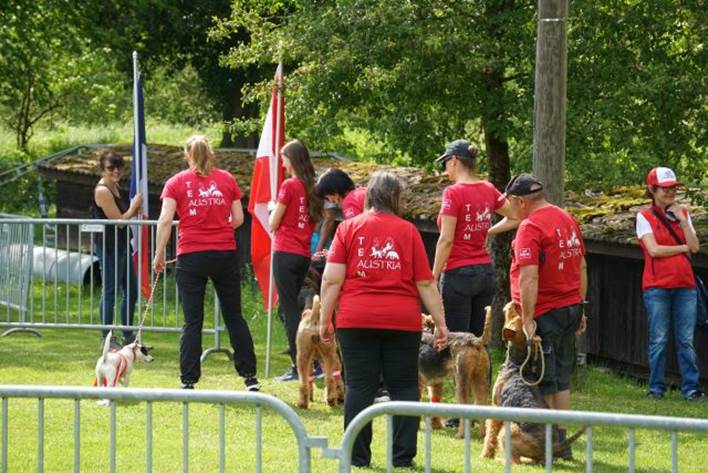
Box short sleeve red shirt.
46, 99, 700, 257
437, 181, 503, 270
509, 205, 585, 317
274, 177, 315, 257
342, 187, 367, 220
161, 168, 241, 256
327, 211, 432, 331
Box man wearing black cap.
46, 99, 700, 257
503, 173, 587, 460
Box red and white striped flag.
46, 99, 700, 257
248, 64, 285, 308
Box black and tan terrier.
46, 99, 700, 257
418, 307, 492, 438
295, 294, 344, 409
481, 301, 583, 463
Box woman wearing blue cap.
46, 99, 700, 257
433, 139, 518, 339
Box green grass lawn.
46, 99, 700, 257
1, 284, 707, 472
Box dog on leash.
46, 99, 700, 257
418, 307, 492, 438
295, 294, 344, 409
481, 301, 583, 463
94, 331, 154, 404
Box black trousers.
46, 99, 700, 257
440, 263, 496, 335
273, 251, 310, 366
176, 250, 257, 384
337, 328, 421, 468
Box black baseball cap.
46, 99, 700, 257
499, 173, 544, 200
435, 139, 474, 164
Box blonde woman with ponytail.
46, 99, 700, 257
153, 135, 260, 391
268, 139, 323, 381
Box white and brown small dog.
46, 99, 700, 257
94, 331, 154, 404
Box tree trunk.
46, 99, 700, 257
482, 69, 513, 347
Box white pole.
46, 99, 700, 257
132, 51, 140, 187
264, 62, 283, 377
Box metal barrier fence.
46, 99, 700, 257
0, 385, 320, 473
2, 387, 707, 472
0, 218, 231, 361
324, 402, 708, 473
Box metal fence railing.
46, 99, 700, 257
322, 402, 708, 473
0, 385, 324, 473
0, 218, 231, 361
2, 387, 706, 472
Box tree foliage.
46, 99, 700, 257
0, 1, 85, 150
219, 0, 706, 188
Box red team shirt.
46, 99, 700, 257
342, 187, 367, 220
274, 177, 315, 257
437, 181, 503, 270
161, 168, 241, 256
327, 211, 433, 331
510, 205, 585, 317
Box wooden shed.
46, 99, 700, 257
39, 145, 708, 385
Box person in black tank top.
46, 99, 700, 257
93, 151, 143, 347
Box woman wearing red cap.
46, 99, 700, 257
636, 167, 703, 401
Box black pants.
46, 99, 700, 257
176, 250, 257, 384
337, 328, 421, 468
440, 264, 496, 335
273, 251, 310, 366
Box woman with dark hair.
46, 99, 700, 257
315, 168, 367, 220
319, 171, 448, 468
269, 139, 322, 382
153, 135, 260, 391
93, 151, 143, 347
636, 167, 703, 401
433, 139, 518, 336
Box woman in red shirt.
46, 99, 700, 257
636, 167, 702, 401
432, 139, 518, 337
153, 135, 260, 391
319, 171, 448, 469
269, 139, 323, 382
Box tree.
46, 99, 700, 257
0, 1, 85, 150
82, 0, 266, 147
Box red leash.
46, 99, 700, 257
135, 258, 177, 342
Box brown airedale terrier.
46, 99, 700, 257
295, 294, 344, 409
481, 301, 583, 463
418, 306, 492, 438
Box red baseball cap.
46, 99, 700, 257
646, 167, 682, 188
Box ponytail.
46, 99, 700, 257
185, 135, 214, 176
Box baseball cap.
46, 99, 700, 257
499, 173, 544, 200
435, 139, 474, 164
646, 167, 682, 188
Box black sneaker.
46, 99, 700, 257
181, 383, 194, 390
646, 390, 664, 400
445, 417, 460, 428
685, 390, 705, 402
275, 367, 298, 382
245, 377, 261, 392
373, 388, 390, 403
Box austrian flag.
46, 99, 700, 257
248, 64, 285, 308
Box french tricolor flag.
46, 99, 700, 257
129, 52, 150, 299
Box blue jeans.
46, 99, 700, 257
643, 287, 699, 397
96, 244, 138, 340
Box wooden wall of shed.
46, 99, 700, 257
586, 253, 708, 385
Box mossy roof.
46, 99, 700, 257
39, 144, 707, 249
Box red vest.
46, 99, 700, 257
638, 207, 694, 290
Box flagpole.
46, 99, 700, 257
132, 51, 143, 319
264, 61, 283, 378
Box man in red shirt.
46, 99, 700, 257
504, 173, 587, 459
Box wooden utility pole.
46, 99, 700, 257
532, 0, 568, 206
